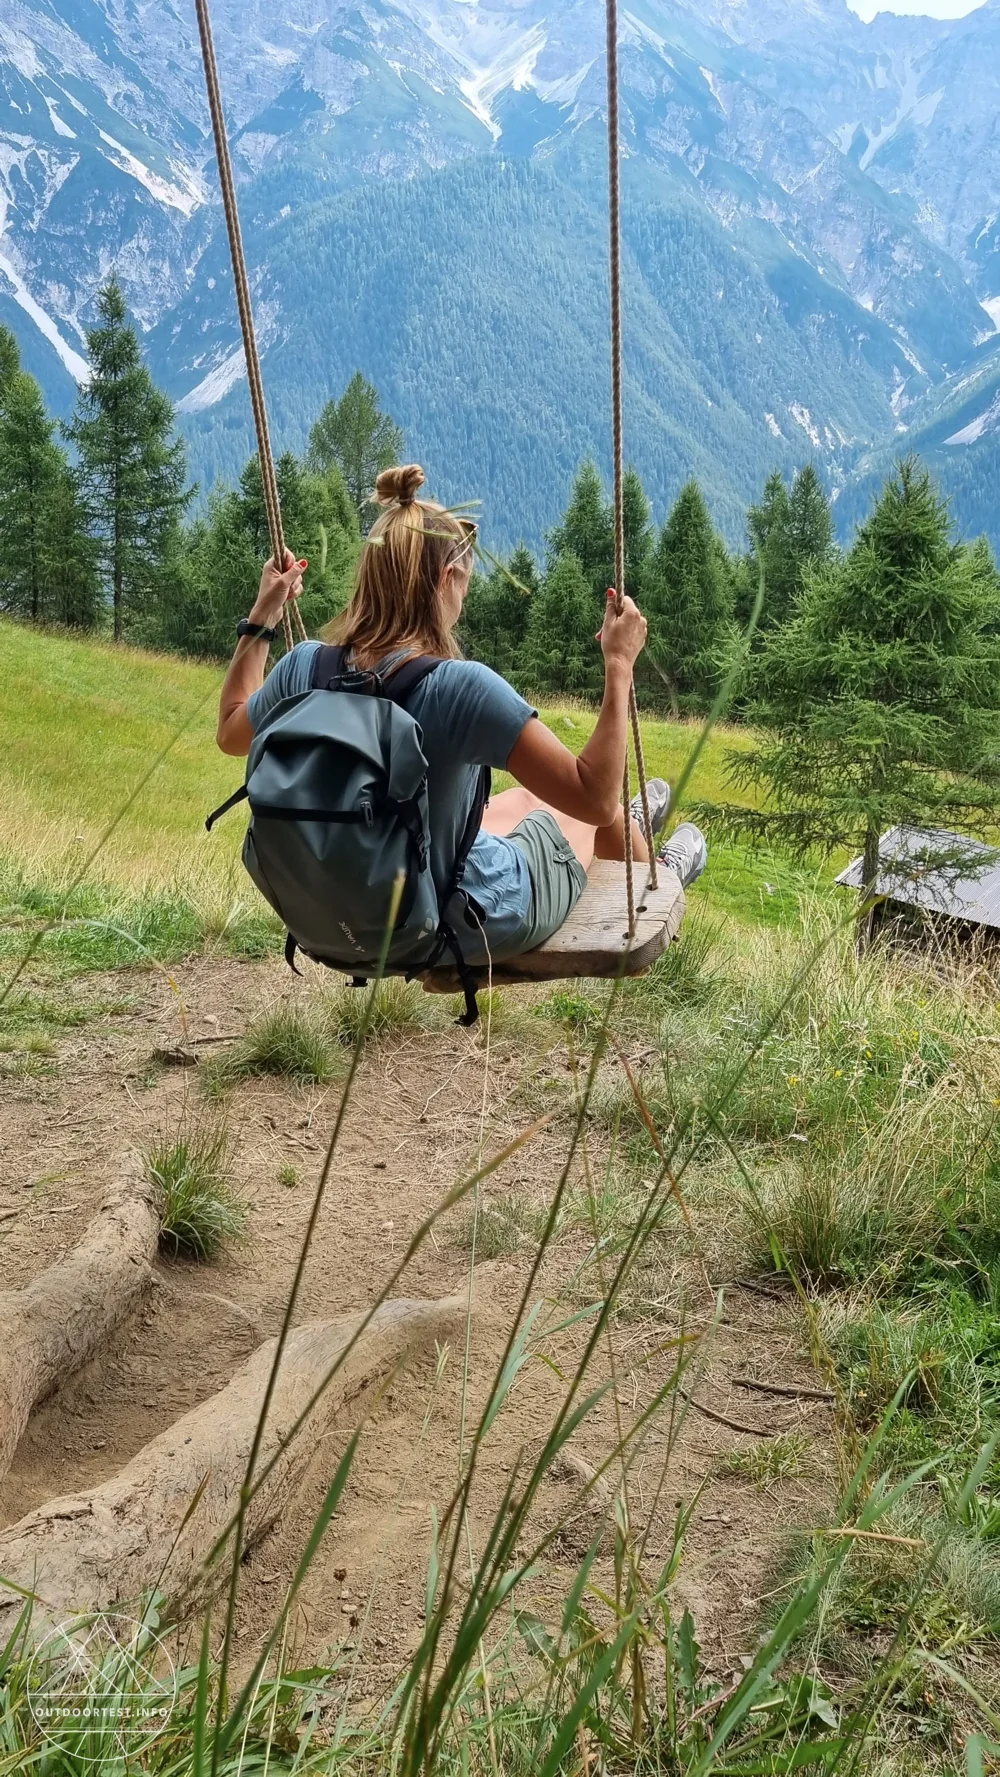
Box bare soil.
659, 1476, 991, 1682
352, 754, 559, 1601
0, 956, 834, 1688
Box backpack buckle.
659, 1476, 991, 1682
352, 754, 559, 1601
361, 799, 374, 828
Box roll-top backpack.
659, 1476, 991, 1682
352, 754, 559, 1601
206, 644, 489, 1024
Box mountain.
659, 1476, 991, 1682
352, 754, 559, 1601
2, 0, 1000, 549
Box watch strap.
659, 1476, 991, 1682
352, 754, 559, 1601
237, 618, 278, 642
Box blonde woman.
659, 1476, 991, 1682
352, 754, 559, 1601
217, 465, 705, 967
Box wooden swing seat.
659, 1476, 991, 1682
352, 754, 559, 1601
420, 860, 686, 992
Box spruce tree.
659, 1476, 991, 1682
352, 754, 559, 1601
549, 461, 614, 593
0, 327, 20, 403
156, 450, 359, 659
745, 470, 795, 630
788, 464, 834, 570
524, 552, 603, 699
307, 372, 403, 529
643, 481, 733, 712
0, 370, 98, 628
706, 460, 1000, 941
622, 466, 653, 599
743, 465, 836, 633
460, 544, 537, 683
66, 279, 189, 640
39, 467, 101, 629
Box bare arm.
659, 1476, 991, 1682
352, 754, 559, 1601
216, 553, 305, 757
506, 593, 647, 827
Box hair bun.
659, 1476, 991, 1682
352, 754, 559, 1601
375, 464, 426, 507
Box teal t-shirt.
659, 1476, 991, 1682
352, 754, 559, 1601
246, 642, 537, 964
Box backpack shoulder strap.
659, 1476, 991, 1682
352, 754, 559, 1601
381, 656, 442, 705
311, 643, 347, 689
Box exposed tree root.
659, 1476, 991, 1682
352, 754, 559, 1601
0, 1168, 161, 1484
0, 1293, 467, 1640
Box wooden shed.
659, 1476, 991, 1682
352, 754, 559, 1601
836, 826, 1000, 937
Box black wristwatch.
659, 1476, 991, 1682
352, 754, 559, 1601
236, 618, 278, 643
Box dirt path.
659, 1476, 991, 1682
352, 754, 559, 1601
0, 957, 833, 1687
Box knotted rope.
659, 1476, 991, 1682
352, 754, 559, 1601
193, 0, 307, 652
605, 0, 658, 935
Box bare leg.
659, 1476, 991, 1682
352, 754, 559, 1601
482, 788, 649, 869
594, 807, 649, 863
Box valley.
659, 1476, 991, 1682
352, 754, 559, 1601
2, 0, 1000, 547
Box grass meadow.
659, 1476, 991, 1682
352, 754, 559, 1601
4, 615, 1000, 1774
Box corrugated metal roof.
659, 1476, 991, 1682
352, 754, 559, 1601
836, 827, 1000, 927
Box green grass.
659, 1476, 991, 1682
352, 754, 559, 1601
9, 618, 1000, 1770
722, 1431, 814, 1485
203, 1002, 343, 1092
0, 618, 827, 931
145, 1126, 250, 1260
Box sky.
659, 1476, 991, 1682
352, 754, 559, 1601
849, 0, 986, 16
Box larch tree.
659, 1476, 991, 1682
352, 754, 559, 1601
524, 551, 603, 699
0, 370, 97, 628
66, 279, 189, 640
307, 373, 403, 530
704, 459, 1000, 944
643, 480, 733, 712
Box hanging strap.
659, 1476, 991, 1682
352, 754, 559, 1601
605, 0, 657, 935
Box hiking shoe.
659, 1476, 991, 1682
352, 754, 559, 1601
630, 777, 671, 846
658, 822, 708, 888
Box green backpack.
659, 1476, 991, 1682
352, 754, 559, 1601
206, 645, 488, 1024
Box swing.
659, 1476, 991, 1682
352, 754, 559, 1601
193, 0, 686, 988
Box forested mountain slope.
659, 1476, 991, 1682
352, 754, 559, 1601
2, 0, 999, 547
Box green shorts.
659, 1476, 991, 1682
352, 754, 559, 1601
508, 811, 588, 952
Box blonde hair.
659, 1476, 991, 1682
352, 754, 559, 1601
322, 464, 475, 665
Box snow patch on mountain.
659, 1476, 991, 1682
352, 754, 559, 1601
176, 347, 247, 413
946, 391, 1000, 447
0, 253, 89, 382
96, 132, 205, 217
981, 296, 1000, 331
789, 402, 822, 448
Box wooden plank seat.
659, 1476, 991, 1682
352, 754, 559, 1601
420, 860, 686, 991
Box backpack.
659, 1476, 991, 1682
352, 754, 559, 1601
206, 644, 489, 1025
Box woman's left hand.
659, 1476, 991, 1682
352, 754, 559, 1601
249, 550, 307, 628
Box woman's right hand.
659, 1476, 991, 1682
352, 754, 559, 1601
598, 589, 647, 670
249, 550, 307, 629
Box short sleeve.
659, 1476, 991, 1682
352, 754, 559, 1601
246, 640, 320, 733
427, 662, 536, 768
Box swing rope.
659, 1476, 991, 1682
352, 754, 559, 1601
605, 0, 658, 931
194, 0, 656, 931
193, 0, 307, 653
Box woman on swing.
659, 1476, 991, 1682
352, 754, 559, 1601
217, 464, 706, 966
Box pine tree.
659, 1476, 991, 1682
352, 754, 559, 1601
66, 279, 189, 640
0, 370, 98, 628
155, 450, 359, 659
788, 464, 834, 570
524, 552, 603, 699
643, 481, 733, 711
0, 327, 20, 404
460, 544, 537, 683
622, 466, 653, 599
745, 470, 794, 630
743, 465, 836, 633
706, 460, 1000, 942
307, 372, 403, 529
549, 461, 613, 592
39, 467, 101, 629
